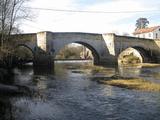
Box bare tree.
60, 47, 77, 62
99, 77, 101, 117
0, 0, 30, 47
0, 0, 31, 67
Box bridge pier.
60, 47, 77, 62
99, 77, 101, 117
32, 32, 54, 69
33, 53, 54, 69
97, 58, 118, 66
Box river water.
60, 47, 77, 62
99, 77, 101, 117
0, 61, 160, 120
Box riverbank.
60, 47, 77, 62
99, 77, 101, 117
98, 76, 160, 92
119, 63, 160, 68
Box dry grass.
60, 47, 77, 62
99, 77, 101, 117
118, 63, 160, 68
80, 64, 108, 72
141, 63, 160, 67
99, 78, 160, 92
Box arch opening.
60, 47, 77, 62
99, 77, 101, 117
55, 42, 100, 65
118, 47, 151, 65
13, 45, 34, 65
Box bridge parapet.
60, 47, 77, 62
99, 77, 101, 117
10, 33, 37, 46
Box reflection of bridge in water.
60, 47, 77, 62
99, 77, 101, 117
10, 31, 160, 67
54, 59, 92, 64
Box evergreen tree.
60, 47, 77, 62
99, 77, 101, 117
135, 18, 149, 30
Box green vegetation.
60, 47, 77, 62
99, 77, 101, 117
99, 78, 160, 92
135, 18, 149, 30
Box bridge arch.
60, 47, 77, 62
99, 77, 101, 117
118, 46, 153, 64
54, 41, 100, 64
132, 46, 153, 62
13, 44, 35, 64
15, 44, 35, 54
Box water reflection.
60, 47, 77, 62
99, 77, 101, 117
0, 62, 160, 120
118, 65, 142, 78
118, 64, 160, 83
0, 96, 13, 120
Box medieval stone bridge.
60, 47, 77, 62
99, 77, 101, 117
11, 31, 160, 66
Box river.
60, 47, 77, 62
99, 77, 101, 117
0, 61, 160, 120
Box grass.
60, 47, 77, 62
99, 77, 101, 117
141, 63, 160, 67
78, 64, 108, 73
99, 78, 160, 92
118, 63, 160, 68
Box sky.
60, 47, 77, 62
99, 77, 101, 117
21, 0, 160, 35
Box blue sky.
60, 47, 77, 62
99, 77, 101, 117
21, 0, 160, 35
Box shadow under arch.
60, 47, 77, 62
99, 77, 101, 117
15, 44, 35, 55
118, 46, 154, 64
55, 41, 100, 65
132, 46, 154, 63
14, 44, 34, 64
75, 41, 100, 64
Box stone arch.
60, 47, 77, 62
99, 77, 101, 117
14, 44, 35, 64
132, 46, 153, 62
75, 41, 100, 64
118, 46, 153, 64
55, 41, 100, 65
15, 44, 35, 54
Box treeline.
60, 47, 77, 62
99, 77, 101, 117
56, 45, 83, 59
56, 45, 92, 59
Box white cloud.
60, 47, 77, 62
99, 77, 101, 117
21, 0, 160, 35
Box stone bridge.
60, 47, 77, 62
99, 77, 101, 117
10, 31, 160, 67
